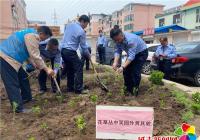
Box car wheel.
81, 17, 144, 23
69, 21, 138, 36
142, 61, 151, 75
194, 70, 200, 87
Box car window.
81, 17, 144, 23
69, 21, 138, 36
176, 43, 199, 53
148, 45, 159, 52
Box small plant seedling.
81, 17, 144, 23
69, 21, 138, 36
68, 99, 76, 108
28, 136, 36, 140
90, 95, 98, 103
40, 122, 48, 131
74, 96, 81, 102
56, 95, 64, 104
191, 103, 200, 115
160, 99, 166, 108
75, 115, 86, 132
12, 101, 18, 123
107, 92, 112, 98
149, 70, 164, 85
192, 92, 200, 104
133, 87, 138, 96
32, 106, 41, 115
182, 110, 194, 122
12, 101, 18, 113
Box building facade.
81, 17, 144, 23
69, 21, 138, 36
28, 20, 61, 37
112, 3, 164, 32
86, 14, 107, 36
0, 0, 27, 41
155, 0, 200, 30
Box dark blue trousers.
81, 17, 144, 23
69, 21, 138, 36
81, 48, 91, 70
0, 57, 32, 112
97, 45, 105, 64
123, 49, 148, 93
38, 59, 60, 92
61, 49, 83, 92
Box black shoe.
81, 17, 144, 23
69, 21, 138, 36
23, 98, 37, 104
83, 85, 89, 90
75, 89, 89, 94
39, 90, 47, 94
16, 108, 32, 113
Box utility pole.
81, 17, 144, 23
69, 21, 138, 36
53, 9, 58, 26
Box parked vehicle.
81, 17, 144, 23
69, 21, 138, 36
170, 41, 200, 86
96, 40, 160, 75
141, 44, 160, 75
96, 38, 126, 65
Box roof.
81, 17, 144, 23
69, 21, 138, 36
182, 0, 200, 10
133, 25, 187, 36
183, 0, 200, 7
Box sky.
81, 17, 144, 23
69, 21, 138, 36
25, 0, 188, 30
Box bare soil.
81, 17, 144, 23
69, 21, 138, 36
0, 65, 199, 140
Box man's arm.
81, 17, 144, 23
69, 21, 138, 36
24, 34, 55, 77
79, 31, 91, 59
113, 45, 122, 70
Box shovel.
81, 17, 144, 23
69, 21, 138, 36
90, 60, 109, 92
53, 77, 63, 96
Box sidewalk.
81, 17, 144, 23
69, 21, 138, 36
142, 74, 200, 95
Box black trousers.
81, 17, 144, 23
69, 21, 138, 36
38, 59, 60, 92
158, 59, 172, 79
123, 49, 148, 93
81, 48, 91, 70
61, 49, 83, 92
0, 57, 32, 112
97, 45, 105, 64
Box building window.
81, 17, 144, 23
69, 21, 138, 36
124, 14, 134, 22
196, 9, 200, 23
173, 14, 181, 24
159, 18, 165, 27
124, 24, 133, 31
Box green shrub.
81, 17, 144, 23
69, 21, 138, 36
149, 70, 164, 85
192, 92, 200, 104
68, 100, 76, 108
191, 103, 200, 114
90, 95, 98, 103
40, 122, 48, 131
75, 115, 86, 132
56, 95, 64, 104
32, 106, 41, 115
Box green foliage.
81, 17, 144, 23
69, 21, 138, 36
191, 103, 200, 114
192, 92, 200, 104
182, 110, 194, 122
74, 96, 81, 102
149, 70, 164, 85
40, 122, 48, 131
107, 92, 112, 98
12, 102, 18, 113
56, 95, 64, 104
68, 100, 76, 108
160, 99, 166, 108
28, 136, 36, 140
32, 106, 41, 115
172, 90, 192, 108
90, 95, 98, 103
75, 115, 86, 132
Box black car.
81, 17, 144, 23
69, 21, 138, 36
171, 41, 200, 86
